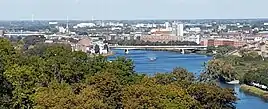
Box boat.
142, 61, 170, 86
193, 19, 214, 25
227, 80, 240, 85
125, 49, 129, 54
149, 57, 157, 61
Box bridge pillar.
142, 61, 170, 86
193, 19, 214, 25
181, 49, 185, 54
124, 49, 129, 54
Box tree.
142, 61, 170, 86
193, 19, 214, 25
154, 67, 195, 87
86, 72, 122, 109
216, 45, 235, 56
95, 44, 100, 54
33, 80, 107, 109
122, 77, 200, 109
187, 83, 236, 109
0, 39, 238, 109
0, 60, 13, 109
201, 59, 237, 82
4, 65, 38, 108
23, 36, 45, 49
207, 46, 216, 53
103, 57, 136, 85
172, 67, 195, 82
104, 44, 109, 52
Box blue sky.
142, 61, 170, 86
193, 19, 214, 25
0, 0, 267, 20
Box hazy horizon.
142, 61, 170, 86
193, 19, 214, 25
1, 0, 268, 20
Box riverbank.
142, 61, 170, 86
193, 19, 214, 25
240, 84, 268, 100
102, 51, 115, 57
89, 51, 115, 57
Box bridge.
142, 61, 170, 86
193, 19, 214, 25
110, 45, 207, 50
4, 32, 46, 36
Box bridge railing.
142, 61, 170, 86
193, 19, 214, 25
110, 45, 207, 48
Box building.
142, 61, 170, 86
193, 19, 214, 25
58, 26, 66, 33
0, 30, 4, 37
73, 37, 93, 53
172, 23, 184, 37
141, 35, 178, 43
49, 22, 58, 25
74, 23, 96, 28
201, 39, 246, 48
182, 35, 201, 44
92, 41, 109, 54
165, 22, 170, 29
188, 27, 201, 33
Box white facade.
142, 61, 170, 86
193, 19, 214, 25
176, 24, 184, 37
189, 27, 201, 33
0, 30, 4, 36
76, 23, 95, 28
254, 37, 263, 42
182, 35, 200, 44
49, 22, 58, 25
58, 26, 66, 33
44, 40, 53, 43
165, 22, 170, 29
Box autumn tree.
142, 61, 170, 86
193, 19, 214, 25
122, 77, 200, 109
33, 80, 107, 109
187, 83, 236, 109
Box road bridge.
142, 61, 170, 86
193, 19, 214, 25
110, 45, 207, 50
110, 45, 207, 54
4, 32, 46, 36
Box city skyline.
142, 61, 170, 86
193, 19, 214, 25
1, 0, 268, 20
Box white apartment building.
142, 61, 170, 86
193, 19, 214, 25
172, 23, 184, 37
182, 35, 201, 44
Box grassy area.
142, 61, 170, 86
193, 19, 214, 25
240, 84, 268, 100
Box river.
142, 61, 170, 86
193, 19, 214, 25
109, 49, 268, 109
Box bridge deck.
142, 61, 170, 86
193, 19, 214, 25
110, 45, 207, 50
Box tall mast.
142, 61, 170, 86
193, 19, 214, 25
66, 16, 69, 34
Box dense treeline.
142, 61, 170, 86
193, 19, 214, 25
107, 39, 198, 46
206, 45, 236, 56
202, 49, 268, 86
0, 38, 236, 109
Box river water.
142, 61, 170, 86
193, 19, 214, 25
109, 49, 268, 109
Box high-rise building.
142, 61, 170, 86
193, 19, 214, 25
177, 24, 184, 37
172, 22, 184, 37
165, 22, 170, 29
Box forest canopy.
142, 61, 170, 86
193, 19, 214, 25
0, 38, 236, 109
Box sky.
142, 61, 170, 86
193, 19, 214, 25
0, 0, 268, 20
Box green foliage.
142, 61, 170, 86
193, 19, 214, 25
206, 46, 216, 53
0, 39, 237, 109
34, 80, 107, 109
206, 45, 236, 57
243, 68, 268, 86
86, 72, 122, 109
204, 59, 236, 82
4, 65, 37, 108
0, 62, 13, 109
122, 77, 200, 109
216, 45, 236, 56
94, 44, 100, 54
155, 67, 195, 88
203, 50, 268, 87
187, 83, 236, 109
